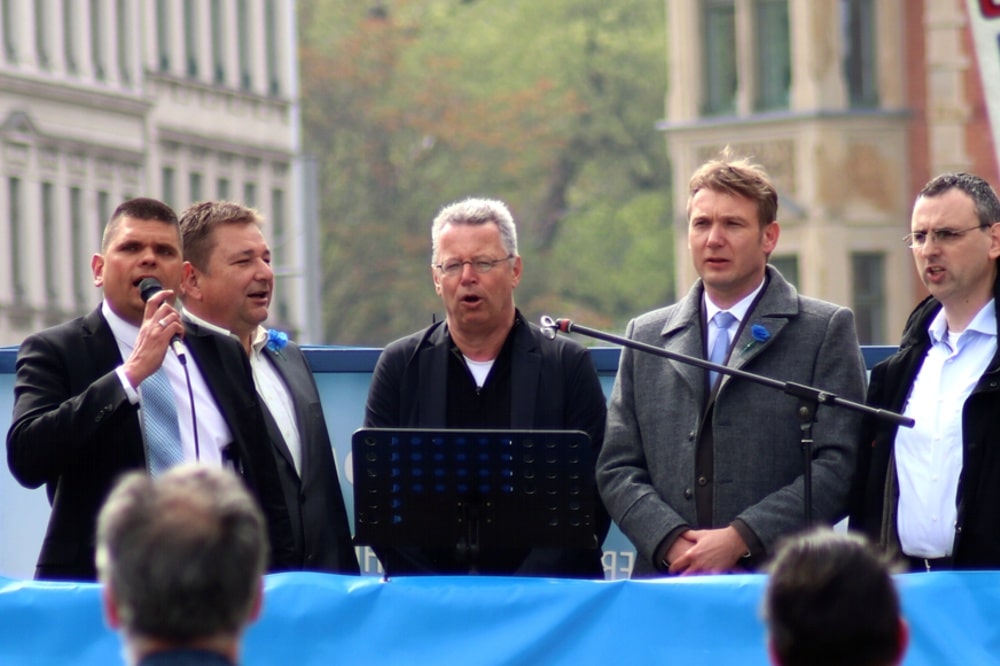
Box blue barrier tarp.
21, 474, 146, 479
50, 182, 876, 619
1, 571, 999, 665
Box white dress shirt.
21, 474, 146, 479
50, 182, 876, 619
703, 276, 766, 356
896, 300, 997, 557
183, 312, 303, 477
104, 301, 229, 467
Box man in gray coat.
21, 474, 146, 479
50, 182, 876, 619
597, 149, 866, 577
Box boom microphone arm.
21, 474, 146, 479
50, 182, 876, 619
540, 315, 913, 527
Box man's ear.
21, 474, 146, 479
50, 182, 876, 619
101, 582, 122, 630
248, 577, 264, 624
92, 254, 105, 287
181, 262, 200, 300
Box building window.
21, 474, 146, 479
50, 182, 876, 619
237, 0, 252, 90
754, 0, 790, 111
97, 190, 111, 241
35, 1, 49, 68
156, 0, 170, 72
89, 0, 104, 80
211, 0, 225, 84
271, 187, 286, 266
70, 187, 87, 308
184, 0, 198, 78
770, 254, 799, 288
9, 177, 24, 303
3, 0, 18, 62
702, 0, 737, 116
190, 172, 203, 202
218, 177, 230, 200
42, 183, 58, 303
117, 0, 130, 84
62, 0, 76, 73
162, 166, 175, 208
852, 252, 885, 344
243, 182, 256, 207
265, 0, 280, 95
842, 0, 878, 108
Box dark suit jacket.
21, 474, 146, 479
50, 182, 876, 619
261, 340, 359, 574
5, 307, 294, 580
849, 277, 1000, 568
364, 311, 609, 578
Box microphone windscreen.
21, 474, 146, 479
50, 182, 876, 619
138, 277, 164, 303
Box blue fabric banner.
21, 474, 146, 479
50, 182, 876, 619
1, 571, 998, 665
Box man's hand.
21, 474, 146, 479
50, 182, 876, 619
122, 289, 184, 389
667, 526, 749, 575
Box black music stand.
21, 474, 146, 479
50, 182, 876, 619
352, 428, 598, 576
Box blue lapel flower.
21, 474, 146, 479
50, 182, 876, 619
741, 324, 771, 353
266, 329, 289, 356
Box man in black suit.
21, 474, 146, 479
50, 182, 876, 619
364, 197, 608, 578
178, 201, 359, 574
6, 197, 293, 581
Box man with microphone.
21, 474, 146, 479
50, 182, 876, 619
6, 197, 293, 581
598, 149, 866, 576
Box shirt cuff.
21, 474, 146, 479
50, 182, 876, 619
115, 366, 140, 404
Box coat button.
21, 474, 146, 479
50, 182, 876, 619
683, 488, 693, 499
688, 431, 696, 441
697, 476, 708, 487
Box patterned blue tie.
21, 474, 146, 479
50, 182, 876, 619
708, 311, 737, 388
140, 367, 183, 475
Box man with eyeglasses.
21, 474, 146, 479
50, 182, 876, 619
850, 172, 1000, 571
364, 197, 609, 578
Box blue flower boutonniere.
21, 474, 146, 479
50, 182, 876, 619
266, 329, 289, 356
741, 324, 771, 353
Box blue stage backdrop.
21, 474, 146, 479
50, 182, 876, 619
0, 344, 898, 580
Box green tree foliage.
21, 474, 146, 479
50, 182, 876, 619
300, 0, 673, 344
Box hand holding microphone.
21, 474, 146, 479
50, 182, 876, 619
138, 277, 186, 361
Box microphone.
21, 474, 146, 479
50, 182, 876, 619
138, 277, 186, 361
539, 316, 572, 340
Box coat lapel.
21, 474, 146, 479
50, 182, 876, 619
509, 322, 540, 428
263, 349, 307, 474
415, 323, 451, 426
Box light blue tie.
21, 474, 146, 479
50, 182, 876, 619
140, 367, 183, 476
708, 311, 737, 388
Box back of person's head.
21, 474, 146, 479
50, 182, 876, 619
430, 197, 519, 262
96, 464, 268, 646
102, 197, 179, 251
918, 172, 1000, 228
179, 200, 264, 271
764, 528, 907, 666
687, 145, 778, 228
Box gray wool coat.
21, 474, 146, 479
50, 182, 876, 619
597, 266, 866, 577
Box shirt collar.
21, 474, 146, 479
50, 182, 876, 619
928, 299, 997, 345
101, 301, 140, 350
704, 275, 766, 325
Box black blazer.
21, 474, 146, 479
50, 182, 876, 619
6, 307, 294, 580
364, 311, 609, 578
261, 340, 359, 574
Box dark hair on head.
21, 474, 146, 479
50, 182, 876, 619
918, 172, 1000, 228
764, 528, 904, 666
102, 198, 180, 251
178, 201, 264, 271
96, 465, 268, 643
687, 146, 778, 228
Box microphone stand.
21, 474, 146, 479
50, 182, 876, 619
540, 316, 913, 526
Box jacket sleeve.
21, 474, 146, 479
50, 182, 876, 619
7, 331, 133, 489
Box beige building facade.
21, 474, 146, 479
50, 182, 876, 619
0, 0, 318, 347
663, 0, 1000, 344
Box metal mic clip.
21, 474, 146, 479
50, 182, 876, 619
540, 315, 558, 340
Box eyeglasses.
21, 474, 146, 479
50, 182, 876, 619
433, 254, 515, 277
903, 224, 987, 249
